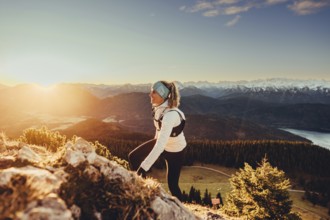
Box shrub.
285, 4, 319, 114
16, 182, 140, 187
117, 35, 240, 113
94, 140, 129, 169
19, 127, 66, 152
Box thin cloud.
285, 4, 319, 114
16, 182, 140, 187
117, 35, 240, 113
226, 15, 241, 26
265, 0, 289, 5
179, 6, 187, 11
180, 0, 257, 17
183, 1, 214, 13
180, 0, 329, 16
179, 0, 330, 26
224, 5, 251, 15
288, 0, 329, 15
214, 0, 240, 5
203, 9, 221, 17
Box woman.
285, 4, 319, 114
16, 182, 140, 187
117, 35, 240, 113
128, 80, 186, 201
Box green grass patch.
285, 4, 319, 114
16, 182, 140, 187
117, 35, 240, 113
149, 164, 231, 201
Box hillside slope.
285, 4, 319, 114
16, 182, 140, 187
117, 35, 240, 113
0, 138, 202, 220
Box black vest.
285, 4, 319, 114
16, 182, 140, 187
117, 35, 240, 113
153, 109, 185, 137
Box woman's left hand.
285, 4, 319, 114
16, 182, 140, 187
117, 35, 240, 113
137, 167, 147, 178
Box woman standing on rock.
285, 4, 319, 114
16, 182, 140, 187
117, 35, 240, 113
128, 80, 186, 201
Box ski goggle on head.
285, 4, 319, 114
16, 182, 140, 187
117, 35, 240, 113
152, 81, 170, 99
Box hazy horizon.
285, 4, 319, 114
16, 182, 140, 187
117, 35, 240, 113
1, 77, 330, 88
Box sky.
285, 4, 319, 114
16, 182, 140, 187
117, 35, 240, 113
0, 0, 329, 86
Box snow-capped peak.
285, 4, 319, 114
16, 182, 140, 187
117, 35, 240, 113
182, 78, 330, 90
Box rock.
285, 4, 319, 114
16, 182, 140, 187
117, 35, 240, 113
206, 212, 227, 220
94, 212, 102, 220
92, 153, 110, 168
86, 151, 98, 164
0, 155, 15, 169
64, 138, 96, 167
72, 137, 94, 155
100, 160, 133, 182
70, 205, 81, 219
21, 194, 72, 220
0, 166, 61, 193
18, 141, 27, 148
18, 146, 41, 163
151, 193, 201, 220
0, 166, 71, 219
64, 148, 86, 167
53, 167, 69, 183
83, 165, 101, 182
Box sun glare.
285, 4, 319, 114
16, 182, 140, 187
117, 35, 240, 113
35, 84, 56, 93
3, 52, 82, 87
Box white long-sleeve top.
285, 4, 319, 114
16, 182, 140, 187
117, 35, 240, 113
140, 101, 187, 171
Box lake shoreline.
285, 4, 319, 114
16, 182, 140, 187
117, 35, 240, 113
280, 128, 330, 151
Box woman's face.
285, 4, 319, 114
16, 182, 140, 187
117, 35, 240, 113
149, 89, 164, 106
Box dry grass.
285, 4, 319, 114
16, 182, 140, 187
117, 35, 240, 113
0, 140, 20, 157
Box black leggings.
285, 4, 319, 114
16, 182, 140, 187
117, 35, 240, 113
128, 139, 184, 201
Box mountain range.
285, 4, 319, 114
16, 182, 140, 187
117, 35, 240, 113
82, 78, 330, 103
84, 78, 330, 132
1, 79, 329, 141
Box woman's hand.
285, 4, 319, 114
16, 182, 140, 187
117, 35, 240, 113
137, 167, 147, 178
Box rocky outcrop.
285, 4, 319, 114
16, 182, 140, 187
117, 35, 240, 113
0, 137, 201, 220
0, 166, 71, 219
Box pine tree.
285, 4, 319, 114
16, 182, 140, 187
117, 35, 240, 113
195, 189, 202, 205
188, 186, 195, 203
224, 157, 301, 220
181, 190, 188, 203
216, 192, 223, 206
202, 189, 212, 207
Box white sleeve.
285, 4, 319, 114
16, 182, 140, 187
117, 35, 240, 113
140, 112, 178, 171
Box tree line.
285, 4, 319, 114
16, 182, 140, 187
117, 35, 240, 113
183, 139, 330, 177
98, 138, 330, 177
181, 186, 223, 208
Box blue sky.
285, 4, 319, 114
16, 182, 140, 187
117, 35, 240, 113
0, 0, 329, 86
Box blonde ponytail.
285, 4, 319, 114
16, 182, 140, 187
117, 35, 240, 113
160, 81, 180, 108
